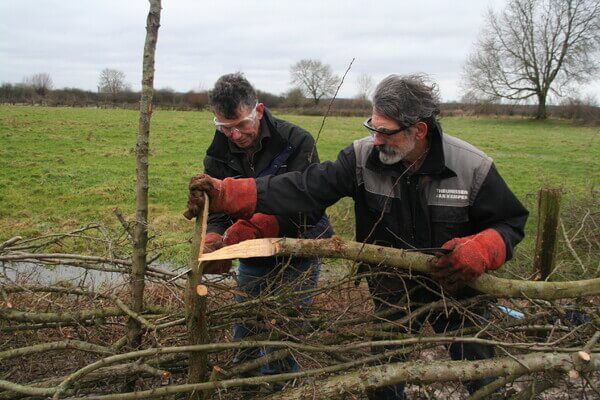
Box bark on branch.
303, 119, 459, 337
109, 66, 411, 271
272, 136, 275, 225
127, 0, 161, 352
266, 352, 599, 400
200, 238, 600, 299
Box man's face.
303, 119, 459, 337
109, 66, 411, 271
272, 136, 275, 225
213, 103, 264, 149
369, 112, 417, 165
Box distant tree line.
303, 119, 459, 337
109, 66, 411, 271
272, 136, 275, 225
1, 78, 598, 123
2, 38, 598, 124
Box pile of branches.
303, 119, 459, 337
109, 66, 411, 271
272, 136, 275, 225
0, 221, 598, 399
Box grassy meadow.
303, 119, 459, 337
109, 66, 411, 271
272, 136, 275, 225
0, 105, 598, 271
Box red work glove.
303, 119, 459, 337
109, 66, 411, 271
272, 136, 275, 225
431, 229, 506, 284
201, 232, 232, 274
183, 174, 257, 220
223, 213, 280, 245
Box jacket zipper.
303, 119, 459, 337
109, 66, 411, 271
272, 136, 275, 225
408, 174, 418, 243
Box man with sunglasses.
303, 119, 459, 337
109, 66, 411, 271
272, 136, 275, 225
186, 74, 528, 399
184, 72, 333, 383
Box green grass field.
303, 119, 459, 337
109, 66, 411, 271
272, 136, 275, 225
1, 105, 598, 269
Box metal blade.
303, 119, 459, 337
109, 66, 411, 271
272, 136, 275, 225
403, 247, 451, 256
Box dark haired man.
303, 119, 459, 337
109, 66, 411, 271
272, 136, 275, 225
184, 72, 333, 379
186, 73, 528, 399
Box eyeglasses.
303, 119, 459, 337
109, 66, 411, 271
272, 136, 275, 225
363, 118, 412, 136
213, 103, 258, 135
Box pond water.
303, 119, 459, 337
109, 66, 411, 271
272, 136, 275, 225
1, 262, 130, 288
1, 261, 345, 288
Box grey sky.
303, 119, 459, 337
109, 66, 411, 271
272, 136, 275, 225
1, 0, 598, 102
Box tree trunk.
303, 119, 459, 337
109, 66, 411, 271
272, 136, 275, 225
535, 92, 547, 120
127, 0, 161, 349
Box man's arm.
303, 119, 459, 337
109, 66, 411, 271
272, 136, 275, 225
265, 132, 331, 239
469, 164, 529, 261
185, 145, 358, 221
255, 146, 357, 216
203, 157, 234, 235
432, 163, 528, 284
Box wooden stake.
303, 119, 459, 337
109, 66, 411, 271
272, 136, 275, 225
533, 188, 561, 280
186, 194, 210, 394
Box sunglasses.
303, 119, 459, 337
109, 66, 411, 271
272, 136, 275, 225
363, 118, 413, 136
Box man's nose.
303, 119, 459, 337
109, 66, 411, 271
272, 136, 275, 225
372, 133, 386, 146
229, 128, 242, 140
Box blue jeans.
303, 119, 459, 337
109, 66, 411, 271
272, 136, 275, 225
233, 256, 320, 375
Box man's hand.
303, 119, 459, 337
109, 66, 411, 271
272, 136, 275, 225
183, 174, 257, 220
183, 174, 221, 220
202, 232, 232, 274
223, 213, 279, 245
431, 229, 506, 287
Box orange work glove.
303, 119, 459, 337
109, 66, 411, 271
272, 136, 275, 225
431, 229, 506, 284
183, 174, 257, 220
201, 232, 232, 274
223, 213, 280, 246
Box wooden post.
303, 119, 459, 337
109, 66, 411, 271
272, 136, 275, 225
185, 195, 210, 397
533, 188, 561, 280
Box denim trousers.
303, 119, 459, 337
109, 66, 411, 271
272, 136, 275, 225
233, 256, 320, 375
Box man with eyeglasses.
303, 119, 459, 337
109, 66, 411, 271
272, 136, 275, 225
185, 74, 528, 399
184, 72, 333, 384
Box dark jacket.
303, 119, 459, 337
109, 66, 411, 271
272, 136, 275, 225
254, 120, 528, 261
203, 108, 333, 267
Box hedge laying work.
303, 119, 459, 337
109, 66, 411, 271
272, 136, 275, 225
1, 223, 598, 399
1, 1, 598, 399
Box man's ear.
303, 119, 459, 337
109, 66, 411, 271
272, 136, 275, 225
256, 102, 265, 119
414, 121, 429, 140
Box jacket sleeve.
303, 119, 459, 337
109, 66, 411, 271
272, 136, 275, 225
256, 145, 357, 216
272, 131, 326, 238
469, 164, 529, 261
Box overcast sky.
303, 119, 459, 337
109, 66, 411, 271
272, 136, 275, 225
1, 0, 598, 102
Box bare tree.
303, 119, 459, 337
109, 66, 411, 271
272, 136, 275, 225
23, 73, 53, 97
355, 73, 374, 101
98, 68, 131, 98
462, 0, 600, 119
290, 59, 340, 105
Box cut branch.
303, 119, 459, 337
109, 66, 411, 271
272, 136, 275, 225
199, 238, 600, 299
265, 352, 599, 400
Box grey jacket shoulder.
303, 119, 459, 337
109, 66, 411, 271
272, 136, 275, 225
352, 133, 494, 205
441, 134, 493, 204
352, 137, 402, 198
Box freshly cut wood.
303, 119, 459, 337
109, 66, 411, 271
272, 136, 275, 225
195, 285, 208, 297
200, 238, 279, 261
200, 238, 600, 300
578, 351, 591, 362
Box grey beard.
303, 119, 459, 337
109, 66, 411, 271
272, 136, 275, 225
377, 145, 404, 165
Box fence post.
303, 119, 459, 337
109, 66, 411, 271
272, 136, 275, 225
533, 188, 561, 280
186, 200, 209, 397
